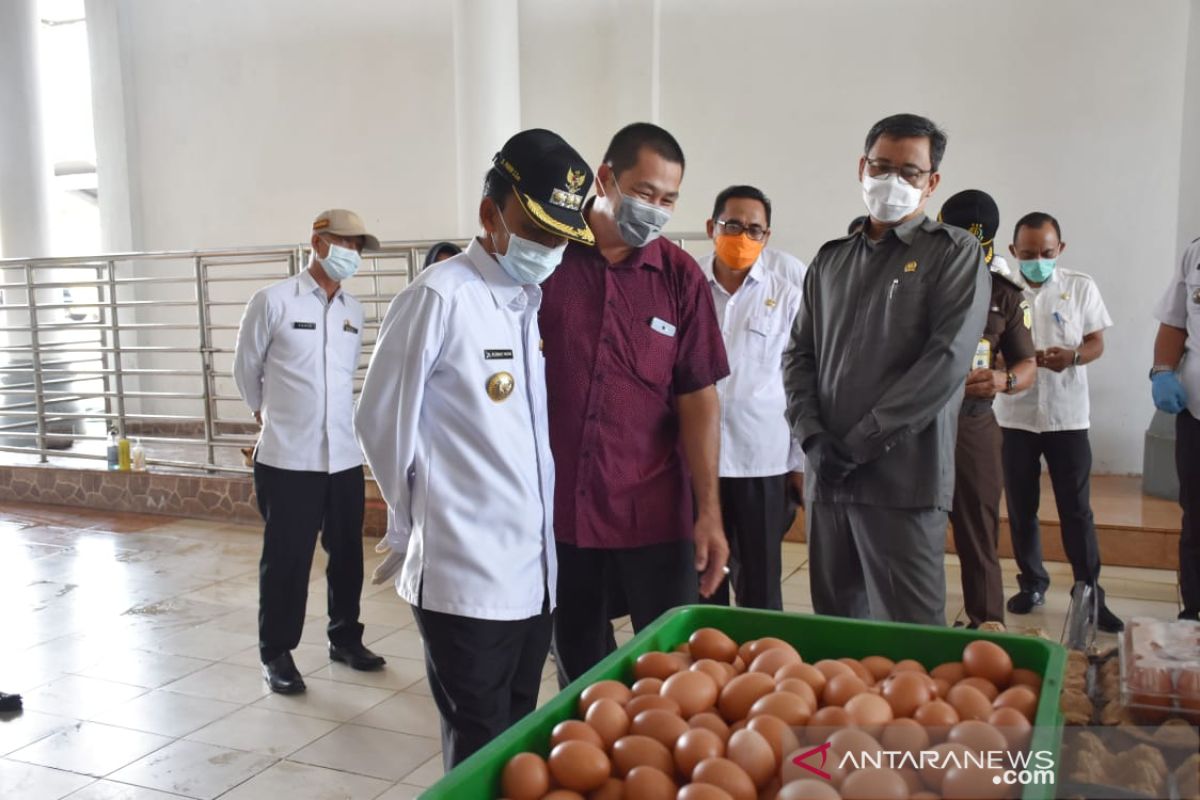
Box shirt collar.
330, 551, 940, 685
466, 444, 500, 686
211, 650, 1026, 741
580, 200, 665, 272
702, 252, 764, 291
297, 266, 346, 304
890, 214, 931, 246
465, 237, 527, 309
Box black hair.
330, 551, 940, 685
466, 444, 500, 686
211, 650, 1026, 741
864, 113, 948, 172
482, 167, 511, 211
1012, 211, 1062, 243
602, 122, 685, 177
423, 241, 462, 267
711, 185, 772, 226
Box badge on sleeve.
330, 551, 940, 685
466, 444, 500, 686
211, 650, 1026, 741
973, 339, 992, 370
1020, 300, 1032, 329
486, 371, 515, 402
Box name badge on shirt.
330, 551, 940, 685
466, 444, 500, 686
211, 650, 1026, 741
649, 317, 676, 338
485, 349, 514, 360
973, 339, 992, 370
292, 322, 316, 330
343, 320, 358, 334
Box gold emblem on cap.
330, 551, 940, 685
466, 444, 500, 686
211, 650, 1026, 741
486, 371, 515, 402
904, 260, 918, 273
566, 168, 586, 193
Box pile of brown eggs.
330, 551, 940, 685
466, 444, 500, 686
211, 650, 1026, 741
499, 629, 1045, 800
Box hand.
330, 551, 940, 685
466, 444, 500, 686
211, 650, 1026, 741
371, 538, 405, 585
787, 471, 805, 508
1038, 347, 1075, 373
253, 411, 262, 426
964, 367, 998, 399
803, 432, 857, 484
693, 514, 730, 599
1152, 371, 1188, 414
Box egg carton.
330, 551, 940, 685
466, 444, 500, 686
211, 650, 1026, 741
1118, 617, 1200, 724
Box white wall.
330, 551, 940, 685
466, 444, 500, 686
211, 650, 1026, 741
1180, 0, 1200, 254
93, 0, 1197, 473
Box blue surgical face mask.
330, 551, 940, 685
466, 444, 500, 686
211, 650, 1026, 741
494, 213, 566, 285
318, 242, 361, 282
609, 175, 672, 248
1019, 258, 1057, 284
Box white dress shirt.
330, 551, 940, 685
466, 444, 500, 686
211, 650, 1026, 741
1155, 238, 1200, 417
698, 253, 804, 477
994, 267, 1113, 433
760, 247, 808, 290
233, 268, 364, 473
355, 239, 555, 621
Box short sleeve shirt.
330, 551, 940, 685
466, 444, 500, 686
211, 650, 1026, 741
540, 236, 730, 549
1154, 238, 1200, 418
962, 272, 1036, 415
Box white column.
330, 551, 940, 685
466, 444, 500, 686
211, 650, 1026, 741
0, 0, 53, 259
452, 0, 521, 237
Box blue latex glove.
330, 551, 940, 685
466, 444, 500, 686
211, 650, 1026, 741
1152, 371, 1188, 414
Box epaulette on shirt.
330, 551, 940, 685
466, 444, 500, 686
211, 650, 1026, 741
991, 270, 1024, 293
815, 231, 858, 258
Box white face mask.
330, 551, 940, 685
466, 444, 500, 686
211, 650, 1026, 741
861, 173, 925, 223
492, 213, 566, 285
318, 242, 361, 281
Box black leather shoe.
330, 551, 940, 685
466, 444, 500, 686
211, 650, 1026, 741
0, 692, 22, 712
1097, 604, 1125, 633
329, 642, 386, 671
1006, 590, 1045, 614
262, 653, 306, 694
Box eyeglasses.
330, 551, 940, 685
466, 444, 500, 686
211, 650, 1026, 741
715, 219, 769, 241
865, 158, 934, 187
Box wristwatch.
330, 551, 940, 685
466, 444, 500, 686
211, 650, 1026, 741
1150, 365, 1175, 379
1005, 371, 1018, 392
1072, 350, 1082, 367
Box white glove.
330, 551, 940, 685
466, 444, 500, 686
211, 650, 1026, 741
371, 547, 405, 585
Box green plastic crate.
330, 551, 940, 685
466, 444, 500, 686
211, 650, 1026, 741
420, 606, 1066, 799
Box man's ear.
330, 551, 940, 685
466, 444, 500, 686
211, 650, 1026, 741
1058, 241, 1067, 256
705, 219, 715, 240
925, 172, 941, 198
311, 234, 326, 258
479, 197, 498, 235
1009, 243, 1018, 258
857, 156, 867, 183
595, 164, 613, 197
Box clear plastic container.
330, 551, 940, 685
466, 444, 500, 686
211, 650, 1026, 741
1118, 616, 1200, 723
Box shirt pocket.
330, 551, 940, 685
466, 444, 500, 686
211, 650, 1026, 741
1047, 303, 1082, 347
1187, 271, 1200, 321
882, 277, 928, 334
746, 312, 788, 364
332, 319, 361, 377
631, 317, 678, 386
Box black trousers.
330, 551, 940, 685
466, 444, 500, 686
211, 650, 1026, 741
554, 539, 697, 686
950, 410, 1006, 626
1178, 411, 1200, 618
706, 475, 789, 610
413, 603, 552, 770
254, 461, 365, 663
1001, 428, 1102, 595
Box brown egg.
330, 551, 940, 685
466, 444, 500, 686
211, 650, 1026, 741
775, 678, 819, 711
782, 746, 848, 789
918, 741, 972, 792
840, 767, 909, 800
775, 779, 840, 800
992, 685, 1038, 722
727, 729, 776, 789
690, 711, 732, 743
631, 709, 690, 750
1129, 664, 1173, 723
880, 670, 932, 718
689, 628, 740, 663
675, 727, 726, 777
910, 793, 940, 800
500, 752, 550, 800
748, 691, 811, 726
622, 765, 675, 800
548, 740, 612, 793
746, 714, 799, 765
947, 684, 993, 722
585, 698, 630, 748
611, 734, 673, 777
839, 658, 877, 686
827, 727, 883, 767
663, 669, 721, 718
719, 672, 778, 722
931, 661, 967, 684
861, 655, 896, 682
578, 680, 632, 716
631, 677, 664, 697
880, 717, 931, 755
1009, 668, 1043, 691
988, 707, 1033, 751
957, 676, 999, 701
742, 637, 798, 665
822, 673, 868, 707
962, 640, 1013, 688
1179, 668, 1200, 719
941, 764, 1008, 799
805, 705, 852, 743
719, 662, 741, 683
677, 784, 736, 800
750, 647, 802, 676
732, 656, 747, 674
543, 791, 586, 800
636, 651, 685, 681
759, 777, 782, 800
844, 692, 894, 735
891, 659, 928, 674
625, 694, 682, 719
587, 778, 622, 800
776, 662, 828, 695
896, 766, 923, 794
692, 757, 758, 800
947, 719, 1008, 754
692, 659, 732, 690
552, 719, 605, 749
813, 659, 854, 681
931, 677, 952, 699
913, 699, 960, 740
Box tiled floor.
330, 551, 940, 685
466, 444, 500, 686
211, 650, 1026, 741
0, 501, 1183, 799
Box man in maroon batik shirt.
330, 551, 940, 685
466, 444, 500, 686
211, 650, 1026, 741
540, 122, 731, 684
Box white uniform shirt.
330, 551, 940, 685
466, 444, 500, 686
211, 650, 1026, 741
994, 267, 1113, 433
761, 247, 808, 289
697, 254, 804, 477
1154, 238, 1200, 418
233, 268, 364, 473
355, 240, 555, 621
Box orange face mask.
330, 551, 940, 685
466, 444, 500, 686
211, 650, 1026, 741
714, 233, 764, 271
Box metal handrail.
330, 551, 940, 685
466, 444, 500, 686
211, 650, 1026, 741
0, 234, 708, 474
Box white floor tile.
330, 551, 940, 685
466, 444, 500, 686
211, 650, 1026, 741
289, 724, 439, 782
9, 722, 171, 778
107, 740, 275, 800
21, 675, 147, 720
0, 758, 93, 800
64, 779, 189, 799
71, 650, 211, 690
158, 663, 269, 705
0, 711, 78, 758
399, 752, 443, 787
304, 658, 425, 692
216, 759, 392, 800
351, 692, 442, 738
251, 677, 395, 722
184, 707, 338, 758
366, 629, 425, 661
89, 690, 240, 738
